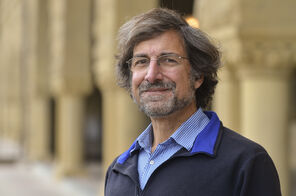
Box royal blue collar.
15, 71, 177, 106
117, 111, 221, 164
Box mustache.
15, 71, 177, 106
138, 81, 176, 94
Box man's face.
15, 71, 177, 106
130, 30, 203, 118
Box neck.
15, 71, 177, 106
150, 102, 197, 152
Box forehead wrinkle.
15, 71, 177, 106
133, 30, 187, 58
133, 47, 161, 58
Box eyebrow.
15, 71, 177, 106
133, 52, 179, 58
133, 54, 149, 58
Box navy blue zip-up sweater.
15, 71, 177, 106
105, 112, 281, 196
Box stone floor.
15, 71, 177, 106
0, 162, 104, 196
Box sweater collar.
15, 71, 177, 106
190, 111, 220, 155
117, 111, 221, 164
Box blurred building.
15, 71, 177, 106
0, 0, 295, 195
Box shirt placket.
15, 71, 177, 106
140, 144, 165, 190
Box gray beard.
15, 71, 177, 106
139, 94, 194, 118
132, 80, 196, 118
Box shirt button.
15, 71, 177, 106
149, 160, 155, 165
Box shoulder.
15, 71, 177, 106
218, 127, 281, 195
106, 155, 119, 172
217, 126, 270, 159
105, 155, 120, 181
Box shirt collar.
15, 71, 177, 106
170, 108, 210, 151
130, 123, 153, 154
131, 108, 209, 153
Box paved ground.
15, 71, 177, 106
0, 162, 103, 196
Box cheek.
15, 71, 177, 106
131, 73, 144, 93
174, 76, 194, 96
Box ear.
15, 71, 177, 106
194, 76, 204, 89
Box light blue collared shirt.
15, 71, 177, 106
132, 108, 210, 190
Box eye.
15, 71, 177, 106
165, 57, 177, 63
133, 58, 149, 67
159, 56, 178, 65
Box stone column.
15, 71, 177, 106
49, 0, 92, 176
213, 67, 240, 131
0, 0, 23, 159
239, 67, 292, 195
0, 66, 3, 142
20, 0, 52, 162
27, 97, 51, 160
55, 96, 84, 176
0, 0, 3, 141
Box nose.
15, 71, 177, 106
144, 59, 163, 83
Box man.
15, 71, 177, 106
105, 8, 281, 196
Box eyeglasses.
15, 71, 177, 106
126, 53, 188, 73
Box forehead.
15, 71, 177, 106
133, 30, 186, 56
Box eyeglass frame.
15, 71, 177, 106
126, 53, 189, 72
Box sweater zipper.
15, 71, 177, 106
134, 180, 142, 196
135, 186, 141, 196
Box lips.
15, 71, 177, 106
144, 88, 169, 92
140, 87, 171, 96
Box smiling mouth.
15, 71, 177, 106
141, 88, 170, 94
140, 89, 173, 100
146, 88, 169, 92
